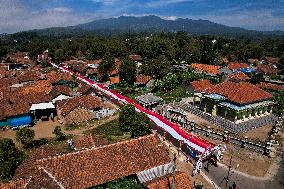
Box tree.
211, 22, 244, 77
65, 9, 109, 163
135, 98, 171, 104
53, 126, 66, 141
119, 58, 137, 85
119, 104, 136, 132
250, 73, 264, 84
16, 128, 35, 145
54, 49, 65, 63
154, 72, 180, 92
141, 55, 171, 79
130, 112, 151, 138
273, 91, 284, 116
0, 138, 25, 181
119, 105, 151, 138
97, 53, 115, 81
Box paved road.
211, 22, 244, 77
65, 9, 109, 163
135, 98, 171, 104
203, 153, 284, 189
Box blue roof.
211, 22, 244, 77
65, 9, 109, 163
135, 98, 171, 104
204, 93, 225, 100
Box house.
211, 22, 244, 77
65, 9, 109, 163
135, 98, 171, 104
145, 172, 192, 189
77, 83, 93, 95
136, 93, 162, 108
256, 64, 278, 75
135, 74, 152, 88
191, 63, 221, 76
12, 134, 171, 189
257, 82, 284, 91
56, 95, 103, 125
227, 62, 254, 73
129, 54, 143, 67
37, 50, 50, 62
192, 80, 274, 123
190, 79, 213, 93
226, 72, 250, 82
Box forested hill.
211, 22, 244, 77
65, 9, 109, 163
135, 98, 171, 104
7, 15, 284, 38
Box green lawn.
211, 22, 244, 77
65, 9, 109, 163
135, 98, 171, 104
155, 86, 192, 104
88, 119, 131, 142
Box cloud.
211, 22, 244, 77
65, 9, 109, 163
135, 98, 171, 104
146, 0, 199, 7
189, 9, 284, 31
0, 0, 96, 33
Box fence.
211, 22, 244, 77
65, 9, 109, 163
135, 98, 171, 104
159, 104, 284, 155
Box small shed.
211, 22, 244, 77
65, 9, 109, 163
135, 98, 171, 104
136, 93, 162, 108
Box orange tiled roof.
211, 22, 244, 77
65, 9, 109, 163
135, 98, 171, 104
227, 72, 250, 81
57, 95, 102, 117
36, 134, 170, 189
205, 81, 273, 104
146, 172, 192, 189
191, 63, 221, 75
136, 75, 152, 85
191, 80, 213, 92
257, 82, 284, 91
109, 76, 120, 84
19, 80, 52, 95
0, 179, 30, 189
256, 64, 278, 74
227, 62, 249, 70
129, 54, 142, 61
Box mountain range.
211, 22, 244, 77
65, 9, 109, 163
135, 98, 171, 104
6, 15, 284, 38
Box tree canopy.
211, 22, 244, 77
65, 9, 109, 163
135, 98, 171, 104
16, 127, 35, 145
0, 138, 25, 181
119, 104, 151, 138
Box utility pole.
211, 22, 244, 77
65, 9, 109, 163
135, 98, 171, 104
225, 155, 232, 189
171, 153, 177, 189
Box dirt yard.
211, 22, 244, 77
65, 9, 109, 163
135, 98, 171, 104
220, 143, 275, 177
240, 125, 272, 143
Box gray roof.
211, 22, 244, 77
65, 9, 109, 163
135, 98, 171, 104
136, 93, 162, 105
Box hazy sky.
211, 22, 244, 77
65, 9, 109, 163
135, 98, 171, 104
0, 0, 283, 33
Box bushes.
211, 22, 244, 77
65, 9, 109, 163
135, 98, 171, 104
16, 128, 35, 145
53, 126, 66, 141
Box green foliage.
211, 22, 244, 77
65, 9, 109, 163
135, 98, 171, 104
130, 112, 151, 138
141, 55, 171, 79
273, 91, 284, 116
154, 72, 179, 92
16, 128, 35, 145
119, 104, 136, 132
250, 73, 264, 84
0, 138, 25, 181
119, 58, 137, 85
93, 175, 145, 189
53, 126, 66, 141
23, 138, 48, 149
54, 49, 65, 63
98, 52, 115, 81
119, 105, 151, 138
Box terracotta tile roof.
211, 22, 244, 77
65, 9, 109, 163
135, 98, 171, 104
191, 80, 213, 92
129, 54, 142, 61
109, 76, 120, 84
227, 72, 250, 81
146, 172, 192, 189
58, 95, 102, 117
36, 134, 170, 189
0, 99, 30, 120
17, 71, 42, 83
46, 71, 72, 83
262, 56, 280, 64
227, 62, 249, 70
0, 179, 30, 189
256, 64, 278, 74
18, 80, 52, 95
136, 75, 152, 85
0, 77, 18, 87
77, 83, 92, 94
205, 81, 273, 104
86, 68, 97, 75
257, 82, 284, 91
191, 63, 221, 75
64, 107, 96, 124
73, 134, 96, 150
49, 85, 73, 99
